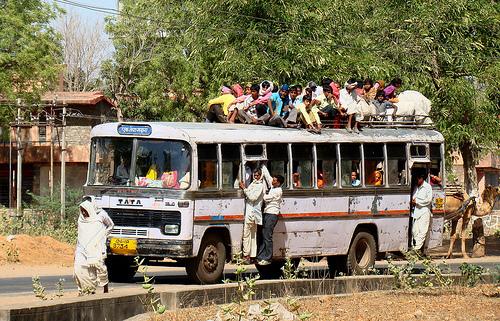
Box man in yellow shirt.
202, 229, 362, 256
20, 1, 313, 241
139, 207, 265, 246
206, 86, 236, 123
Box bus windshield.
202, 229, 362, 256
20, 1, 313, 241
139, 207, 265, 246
88, 137, 191, 189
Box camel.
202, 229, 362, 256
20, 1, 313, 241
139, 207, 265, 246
445, 185, 500, 258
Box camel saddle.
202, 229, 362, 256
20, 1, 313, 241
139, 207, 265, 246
445, 184, 465, 201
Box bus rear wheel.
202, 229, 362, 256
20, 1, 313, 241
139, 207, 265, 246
185, 234, 226, 284
106, 255, 138, 282
346, 231, 376, 275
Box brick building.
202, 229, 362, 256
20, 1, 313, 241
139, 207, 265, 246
0, 91, 117, 207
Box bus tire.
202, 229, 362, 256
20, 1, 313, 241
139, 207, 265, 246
185, 234, 226, 284
346, 231, 376, 275
327, 255, 347, 277
106, 255, 138, 282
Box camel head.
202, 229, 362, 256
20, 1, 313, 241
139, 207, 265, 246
475, 185, 500, 217
482, 185, 500, 204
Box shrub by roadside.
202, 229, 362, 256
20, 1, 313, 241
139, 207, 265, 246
0, 186, 82, 244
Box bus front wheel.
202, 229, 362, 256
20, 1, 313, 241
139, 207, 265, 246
106, 255, 138, 282
185, 234, 226, 284
346, 231, 376, 275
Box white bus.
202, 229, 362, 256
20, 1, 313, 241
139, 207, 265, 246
85, 122, 445, 284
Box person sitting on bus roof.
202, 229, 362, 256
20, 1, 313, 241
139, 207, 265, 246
351, 171, 361, 187
206, 86, 236, 123
297, 95, 322, 133
339, 79, 363, 133
266, 85, 292, 127
227, 84, 260, 124
257, 172, 284, 266
312, 86, 338, 122
289, 85, 302, 106
239, 168, 266, 264
373, 90, 396, 120
384, 78, 402, 103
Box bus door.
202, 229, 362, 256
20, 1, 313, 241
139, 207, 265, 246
408, 144, 444, 250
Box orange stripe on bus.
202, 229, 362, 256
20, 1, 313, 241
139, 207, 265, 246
193, 209, 409, 221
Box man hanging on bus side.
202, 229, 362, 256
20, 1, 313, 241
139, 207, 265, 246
411, 172, 433, 254
239, 168, 266, 264
257, 170, 284, 266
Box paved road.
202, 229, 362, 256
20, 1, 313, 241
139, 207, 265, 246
1, 258, 498, 296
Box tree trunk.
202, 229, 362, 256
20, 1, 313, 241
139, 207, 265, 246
460, 141, 479, 197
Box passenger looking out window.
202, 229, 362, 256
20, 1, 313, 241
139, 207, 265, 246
351, 171, 361, 187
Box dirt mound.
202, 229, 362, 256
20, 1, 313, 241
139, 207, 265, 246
0, 234, 74, 266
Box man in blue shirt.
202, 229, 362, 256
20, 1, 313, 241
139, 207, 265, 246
265, 85, 290, 127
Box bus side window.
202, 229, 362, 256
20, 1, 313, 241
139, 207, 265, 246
198, 144, 218, 190
387, 143, 407, 186
316, 144, 337, 188
267, 143, 289, 188
221, 144, 240, 189
364, 144, 384, 187
430, 143, 442, 187
340, 144, 361, 187
292, 144, 313, 188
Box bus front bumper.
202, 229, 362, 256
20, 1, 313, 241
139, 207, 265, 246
107, 239, 193, 258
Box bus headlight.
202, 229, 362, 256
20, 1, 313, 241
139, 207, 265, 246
163, 224, 180, 235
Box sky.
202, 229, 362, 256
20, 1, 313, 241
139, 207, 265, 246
49, 0, 118, 27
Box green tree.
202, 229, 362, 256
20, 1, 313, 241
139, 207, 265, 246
0, 0, 62, 137
105, 0, 499, 194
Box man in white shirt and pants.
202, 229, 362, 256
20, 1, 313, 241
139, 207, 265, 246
411, 172, 433, 253
256, 169, 284, 266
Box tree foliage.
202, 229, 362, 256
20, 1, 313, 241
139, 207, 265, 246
105, 0, 499, 191
0, 0, 62, 101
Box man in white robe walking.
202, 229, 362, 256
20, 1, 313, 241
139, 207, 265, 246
74, 198, 114, 294
411, 173, 433, 253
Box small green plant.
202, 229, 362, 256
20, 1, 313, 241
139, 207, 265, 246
387, 251, 418, 289
221, 252, 261, 320
32, 276, 47, 300
135, 256, 166, 314
281, 257, 309, 280
286, 297, 313, 321
419, 257, 452, 288
6, 243, 20, 263
494, 229, 500, 239
55, 278, 65, 298
459, 263, 484, 287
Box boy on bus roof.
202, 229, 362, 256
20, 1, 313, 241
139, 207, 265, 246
297, 95, 322, 133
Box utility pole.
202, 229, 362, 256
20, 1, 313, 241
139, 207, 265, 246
16, 99, 23, 218
60, 102, 66, 221
49, 99, 55, 199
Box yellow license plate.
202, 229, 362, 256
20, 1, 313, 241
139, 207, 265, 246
110, 238, 137, 255
435, 197, 444, 209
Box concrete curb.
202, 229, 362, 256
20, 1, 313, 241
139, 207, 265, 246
0, 274, 495, 321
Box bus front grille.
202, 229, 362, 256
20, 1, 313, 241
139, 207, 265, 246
104, 208, 181, 229
111, 228, 148, 237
